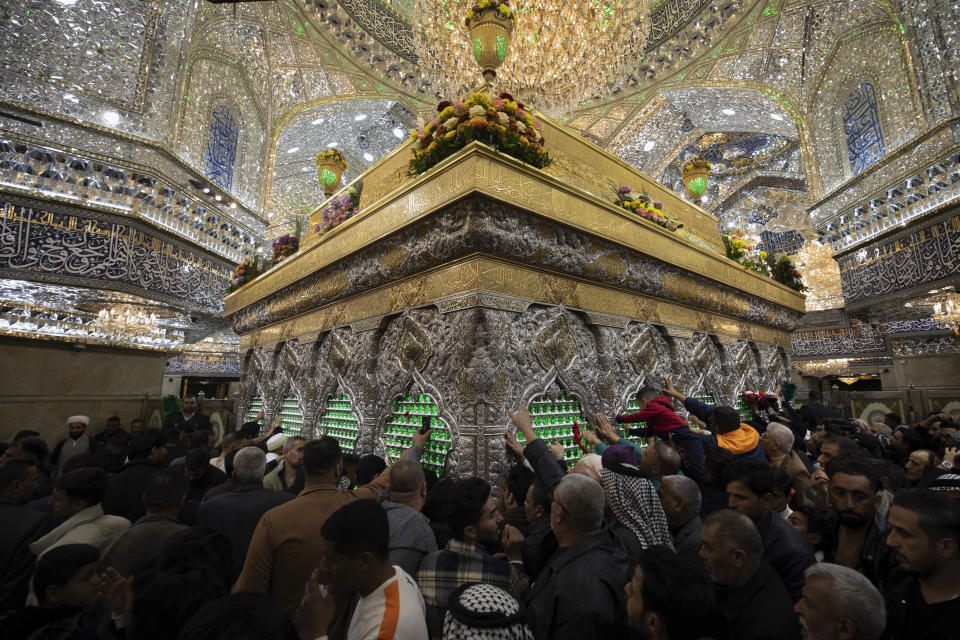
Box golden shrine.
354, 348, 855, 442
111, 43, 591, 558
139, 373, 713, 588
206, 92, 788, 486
224, 114, 804, 479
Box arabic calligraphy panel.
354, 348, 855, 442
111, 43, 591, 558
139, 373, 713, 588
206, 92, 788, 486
0, 199, 232, 312
205, 102, 241, 192
843, 83, 886, 175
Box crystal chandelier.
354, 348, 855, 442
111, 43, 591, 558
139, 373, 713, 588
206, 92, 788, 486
412, 0, 650, 114
933, 291, 960, 334
96, 306, 159, 337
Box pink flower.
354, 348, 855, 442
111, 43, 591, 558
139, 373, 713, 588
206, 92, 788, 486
430, 117, 440, 128
618, 185, 632, 194
533, 119, 542, 129
453, 102, 467, 115
492, 99, 505, 109
515, 108, 526, 119
653, 201, 663, 209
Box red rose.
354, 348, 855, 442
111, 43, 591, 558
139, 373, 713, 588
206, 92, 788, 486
437, 100, 451, 112
499, 92, 514, 101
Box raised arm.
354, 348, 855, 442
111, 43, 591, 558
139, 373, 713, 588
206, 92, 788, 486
508, 402, 565, 494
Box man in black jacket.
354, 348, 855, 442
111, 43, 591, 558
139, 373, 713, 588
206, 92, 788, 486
101, 428, 167, 523
164, 394, 212, 432
700, 509, 801, 640
509, 403, 632, 639
520, 477, 556, 579
726, 461, 815, 601
883, 489, 960, 640
0, 459, 50, 614
799, 390, 840, 431
822, 457, 894, 590
196, 446, 293, 576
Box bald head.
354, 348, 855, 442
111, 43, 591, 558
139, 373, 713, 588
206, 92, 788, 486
704, 510, 763, 558
568, 464, 601, 484
652, 441, 681, 475
555, 473, 604, 533
389, 458, 426, 497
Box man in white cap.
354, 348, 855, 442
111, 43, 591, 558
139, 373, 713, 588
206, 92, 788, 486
264, 434, 305, 491
51, 416, 93, 479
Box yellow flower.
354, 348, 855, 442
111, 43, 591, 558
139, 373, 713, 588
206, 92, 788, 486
466, 9, 474, 17
444, 130, 456, 139
439, 106, 454, 120
759, 251, 767, 259
497, 4, 509, 16
470, 92, 491, 107
477, 0, 489, 8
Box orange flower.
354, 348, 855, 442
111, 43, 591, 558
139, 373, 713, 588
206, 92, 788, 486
467, 116, 488, 128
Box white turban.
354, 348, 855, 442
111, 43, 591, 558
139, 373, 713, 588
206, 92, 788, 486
66, 415, 90, 427
266, 433, 287, 452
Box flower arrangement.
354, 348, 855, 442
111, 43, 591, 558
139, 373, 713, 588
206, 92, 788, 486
226, 258, 262, 294
614, 185, 682, 231
315, 181, 364, 234
683, 155, 712, 172
316, 148, 348, 170
722, 232, 749, 261
464, 0, 516, 26
721, 232, 808, 291
769, 253, 808, 292
270, 235, 299, 265
409, 92, 552, 175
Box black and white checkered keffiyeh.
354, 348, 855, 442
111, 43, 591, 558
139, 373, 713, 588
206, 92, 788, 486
601, 466, 672, 549
442, 583, 534, 640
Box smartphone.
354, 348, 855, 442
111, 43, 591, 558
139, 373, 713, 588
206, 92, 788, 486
419, 415, 431, 434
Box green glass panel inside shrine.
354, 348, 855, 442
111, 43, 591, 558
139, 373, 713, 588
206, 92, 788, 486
278, 395, 303, 437
318, 394, 360, 453
382, 391, 452, 477
519, 387, 587, 467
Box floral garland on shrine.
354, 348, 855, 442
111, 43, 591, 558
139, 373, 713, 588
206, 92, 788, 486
316, 148, 349, 170
465, 0, 516, 26
315, 181, 364, 235
226, 258, 262, 294
722, 232, 808, 292
409, 92, 552, 175
614, 185, 682, 231
271, 235, 299, 265
683, 156, 712, 172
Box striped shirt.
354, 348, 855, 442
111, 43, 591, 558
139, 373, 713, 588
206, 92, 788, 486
347, 566, 427, 640
416, 539, 528, 639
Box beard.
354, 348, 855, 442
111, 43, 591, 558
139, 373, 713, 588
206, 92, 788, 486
799, 618, 833, 640
837, 510, 870, 529
69, 432, 83, 440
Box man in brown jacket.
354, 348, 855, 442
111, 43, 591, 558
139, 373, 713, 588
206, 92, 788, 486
234, 429, 431, 616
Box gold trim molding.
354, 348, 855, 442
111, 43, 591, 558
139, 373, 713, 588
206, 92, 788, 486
237, 254, 791, 351
226, 143, 804, 315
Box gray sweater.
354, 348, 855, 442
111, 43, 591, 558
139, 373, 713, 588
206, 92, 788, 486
380, 497, 438, 578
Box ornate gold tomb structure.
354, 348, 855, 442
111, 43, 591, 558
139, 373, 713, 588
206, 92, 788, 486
226, 116, 805, 480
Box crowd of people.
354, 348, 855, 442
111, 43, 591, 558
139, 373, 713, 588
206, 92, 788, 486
1, 385, 959, 640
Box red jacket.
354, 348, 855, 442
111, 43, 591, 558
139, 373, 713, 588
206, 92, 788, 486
616, 396, 688, 433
